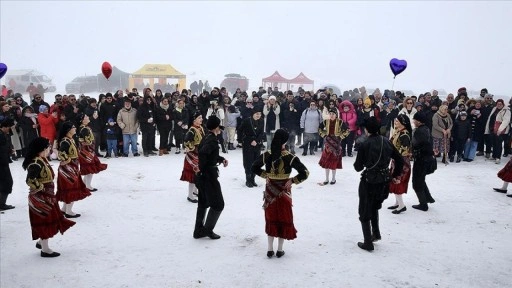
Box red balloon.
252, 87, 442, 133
101, 61, 112, 80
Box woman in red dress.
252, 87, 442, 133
56, 121, 91, 218
388, 114, 413, 214
23, 137, 75, 257
252, 129, 309, 258
77, 113, 107, 191
180, 112, 204, 203
493, 158, 512, 198
318, 109, 349, 185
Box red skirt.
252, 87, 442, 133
28, 183, 75, 240
497, 157, 512, 182
389, 156, 411, 195
319, 136, 342, 170
56, 160, 91, 203
180, 152, 198, 183
79, 145, 107, 175
263, 179, 297, 240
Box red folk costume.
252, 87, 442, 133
180, 125, 205, 183
253, 150, 309, 240
497, 157, 512, 182
27, 157, 75, 240
388, 129, 412, 194
56, 137, 91, 203
318, 119, 349, 170
78, 124, 107, 175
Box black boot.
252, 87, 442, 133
203, 209, 222, 239
371, 213, 381, 242
228, 143, 235, 150
193, 208, 208, 239
246, 175, 254, 188
250, 174, 258, 187
357, 221, 374, 251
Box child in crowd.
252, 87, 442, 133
105, 118, 120, 158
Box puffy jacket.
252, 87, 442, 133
338, 100, 358, 131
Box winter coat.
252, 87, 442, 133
300, 108, 322, 133
453, 118, 472, 140
37, 112, 58, 142
85, 106, 102, 133
398, 107, 418, 130
173, 107, 190, 131
136, 101, 156, 132
117, 107, 139, 135
225, 111, 240, 128
431, 112, 453, 139
238, 116, 265, 147
281, 107, 301, 132
467, 107, 485, 142
485, 106, 511, 135
338, 100, 358, 131
17, 114, 39, 147
99, 101, 119, 125
155, 105, 173, 131
412, 124, 434, 158
263, 103, 280, 133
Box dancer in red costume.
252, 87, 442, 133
318, 108, 349, 185
77, 113, 107, 191
23, 137, 75, 257
180, 111, 205, 203
56, 121, 91, 218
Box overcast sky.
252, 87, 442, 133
1, 1, 511, 95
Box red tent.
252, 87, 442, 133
288, 72, 314, 85
262, 71, 290, 89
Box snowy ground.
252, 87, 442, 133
0, 145, 510, 288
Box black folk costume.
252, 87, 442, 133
353, 117, 403, 251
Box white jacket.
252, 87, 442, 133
485, 106, 511, 135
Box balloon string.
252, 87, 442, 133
391, 77, 396, 91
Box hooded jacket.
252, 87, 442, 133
338, 100, 358, 131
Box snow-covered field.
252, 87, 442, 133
0, 146, 510, 288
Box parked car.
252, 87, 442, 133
65, 76, 99, 94
5, 69, 57, 93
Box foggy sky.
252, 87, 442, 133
1, 0, 511, 96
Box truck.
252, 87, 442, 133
5, 69, 57, 93
220, 73, 249, 94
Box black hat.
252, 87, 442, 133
252, 106, 263, 115
395, 114, 413, 135
413, 111, 427, 123
76, 112, 86, 124
29, 137, 50, 155
0, 117, 14, 128
192, 111, 202, 121
364, 116, 380, 134
206, 115, 221, 130
328, 108, 338, 115
124, 96, 132, 103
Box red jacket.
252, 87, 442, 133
37, 112, 59, 142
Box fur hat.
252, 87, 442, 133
0, 117, 14, 128
39, 105, 48, 113
364, 116, 380, 134
413, 111, 427, 123
192, 111, 202, 121
261, 93, 269, 100
29, 137, 49, 155
206, 115, 221, 130
269, 95, 276, 101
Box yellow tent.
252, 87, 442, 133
129, 64, 186, 91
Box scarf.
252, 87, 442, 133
160, 102, 169, 111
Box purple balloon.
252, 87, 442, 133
389, 58, 407, 77
0, 63, 7, 80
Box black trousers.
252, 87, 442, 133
141, 127, 156, 153
341, 131, 355, 155
412, 159, 434, 204
196, 169, 225, 211
158, 126, 171, 149
243, 145, 261, 176
357, 180, 384, 222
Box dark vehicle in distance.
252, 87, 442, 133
65, 76, 99, 94
220, 73, 249, 94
